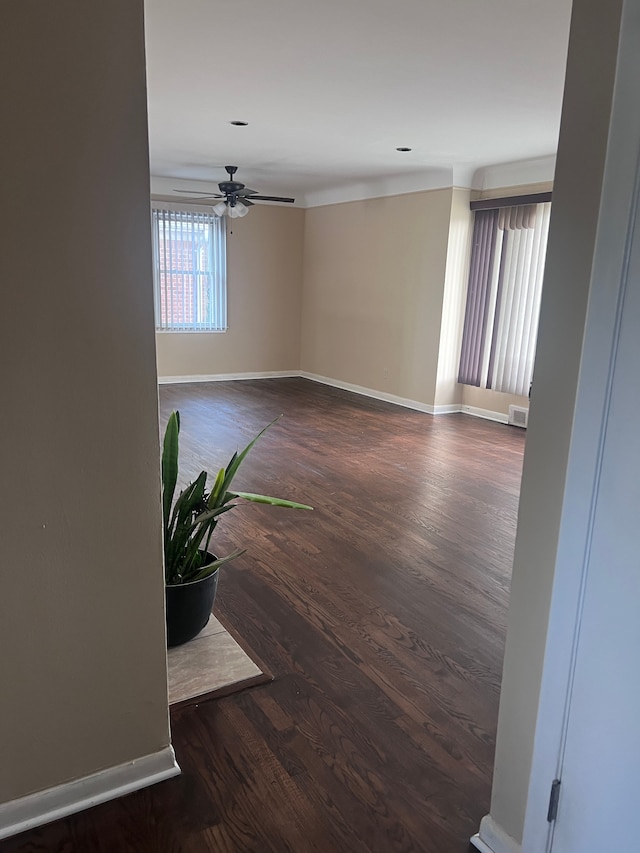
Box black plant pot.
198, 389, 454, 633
165, 565, 219, 648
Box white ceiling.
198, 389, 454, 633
144, 0, 573, 206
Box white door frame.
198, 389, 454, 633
522, 2, 640, 850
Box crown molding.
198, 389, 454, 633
150, 155, 557, 211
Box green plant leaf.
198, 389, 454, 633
207, 467, 226, 507
181, 548, 247, 583
161, 412, 180, 536
193, 503, 236, 525
162, 413, 312, 585
167, 473, 207, 546
219, 414, 284, 500
230, 491, 313, 510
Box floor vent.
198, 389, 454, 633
508, 405, 529, 428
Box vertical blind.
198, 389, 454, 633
457, 208, 499, 387
152, 208, 227, 331
458, 200, 551, 397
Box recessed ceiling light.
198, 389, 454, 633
396, 147, 412, 152
229, 120, 249, 126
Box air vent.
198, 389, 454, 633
508, 405, 529, 428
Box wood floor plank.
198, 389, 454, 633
5, 378, 525, 852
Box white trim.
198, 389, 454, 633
160, 369, 445, 414
471, 156, 557, 191
461, 404, 509, 424
432, 403, 462, 415
303, 168, 454, 208
302, 373, 509, 419
158, 370, 301, 385
150, 157, 555, 211
0, 746, 180, 841
470, 815, 521, 853
471, 836, 496, 853
300, 371, 438, 413
156, 371, 511, 425
521, 7, 640, 850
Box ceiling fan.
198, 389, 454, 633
174, 166, 295, 218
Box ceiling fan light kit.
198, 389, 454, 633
224, 202, 249, 218
174, 165, 294, 217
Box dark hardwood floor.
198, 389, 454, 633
7, 378, 525, 852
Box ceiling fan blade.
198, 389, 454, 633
249, 195, 295, 204
173, 190, 224, 198
236, 188, 259, 197
239, 198, 254, 207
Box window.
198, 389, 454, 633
458, 194, 551, 397
151, 208, 227, 331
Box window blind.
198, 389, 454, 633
152, 208, 227, 332
458, 200, 551, 397
458, 208, 499, 387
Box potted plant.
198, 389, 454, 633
162, 411, 312, 647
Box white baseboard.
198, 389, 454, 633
471, 836, 495, 853
0, 746, 180, 841
461, 404, 509, 424
158, 370, 300, 385
300, 371, 441, 414
470, 815, 521, 853
156, 371, 509, 425
433, 403, 464, 415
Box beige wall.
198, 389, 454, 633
155, 204, 304, 378
157, 183, 548, 419
1, 0, 170, 804
301, 189, 454, 406
435, 188, 473, 408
